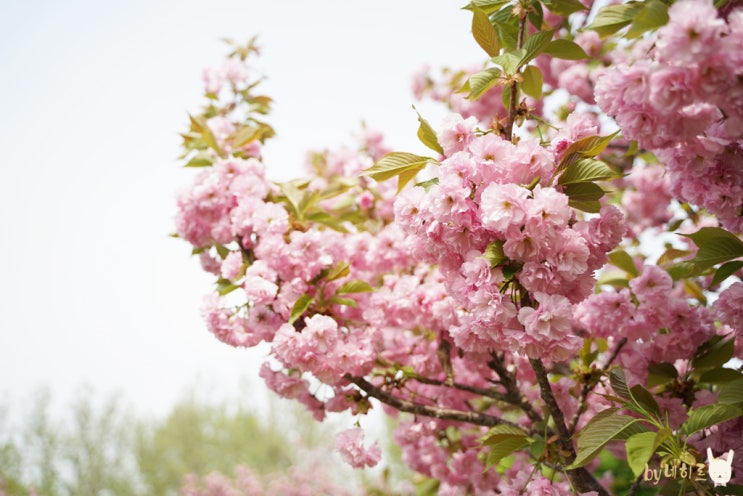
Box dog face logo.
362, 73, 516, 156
707, 448, 734, 487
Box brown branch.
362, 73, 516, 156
347, 375, 519, 429
530, 358, 610, 496
626, 474, 643, 496
407, 374, 512, 403
489, 352, 543, 424
568, 337, 628, 434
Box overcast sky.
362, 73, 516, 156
0, 0, 483, 416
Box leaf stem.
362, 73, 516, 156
504, 12, 527, 141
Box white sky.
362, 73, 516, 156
0, 0, 483, 416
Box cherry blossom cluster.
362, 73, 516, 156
575, 265, 719, 383
594, 0, 743, 232
173, 4, 743, 491
394, 114, 625, 362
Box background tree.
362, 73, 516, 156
0, 385, 362, 496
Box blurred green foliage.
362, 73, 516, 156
0, 386, 334, 496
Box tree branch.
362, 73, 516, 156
407, 374, 511, 403
489, 352, 543, 424
569, 337, 628, 434
347, 375, 519, 429
530, 358, 609, 496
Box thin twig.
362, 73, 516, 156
347, 375, 520, 429
569, 337, 628, 433
489, 352, 543, 424
407, 374, 511, 403
504, 13, 527, 141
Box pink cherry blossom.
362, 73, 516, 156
334, 428, 381, 469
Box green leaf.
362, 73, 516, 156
413, 106, 444, 155
336, 280, 373, 294
502, 262, 521, 280
570, 412, 639, 468
630, 384, 661, 418
529, 435, 546, 459
719, 378, 743, 405
184, 152, 214, 168
564, 182, 605, 213
416, 177, 439, 191
612, 420, 650, 441
610, 368, 632, 401
329, 296, 358, 307
289, 294, 314, 325
481, 425, 530, 468
666, 261, 702, 281
519, 29, 554, 67
557, 132, 619, 171
699, 367, 743, 385
626, 429, 672, 478
521, 65, 543, 99
711, 261, 743, 287
229, 126, 261, 148
608, 250, 638, 277
491, 52, 522, 75
626, 0, 669, 39
278, 179, 310, 218
190, 114, 221, 155
472, 6, 500, 56
656, 247, 692, 267
482, 240, 507, 268
297, 190, 320, 219
462, 0, 510, 15
646, 362, 678, 388
398, 167, 425, 194
692, 336, 735, 370
682, 404, 743, 436
596, 274, 630, 288
586, 2, 645, 38
558, 157, 616, 185
306, 211, 350, 233
216, 278, 240, 296
325, 262, 351, 282
486, 436, 530, 468
492, 4, 519, 49
318, 177, 357, 201
543, 0, 588, 17
682, 227, 743, 270
480, 423, 529, 444
527, 1, 545, 29
543, 39, 589, 60
214, 244, 230, 259
361, 152, 431, 189
463, 67, 503, 100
